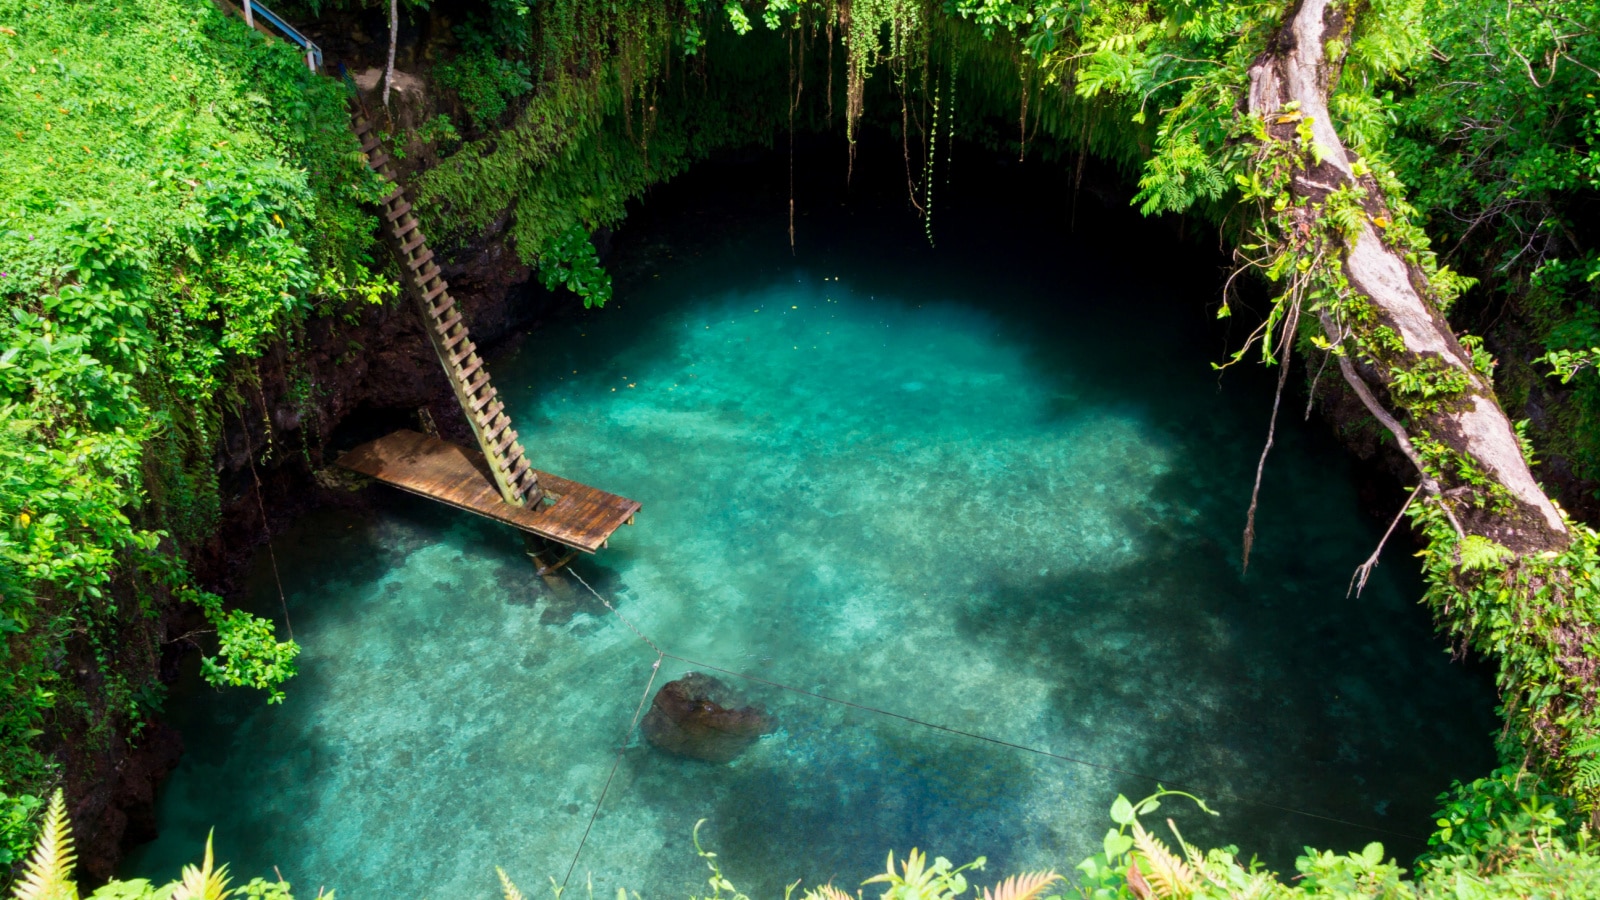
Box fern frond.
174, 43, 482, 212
13, 789, 77, 900
1575, 758, 1600, 791
1568, 736, 1600, 758
170, 833, 231, 900
1231, 875, 1277, 900
1131, 822, 1197, 899
803, 885, 853, 900
981, 872, 1059, 900
497, 868, 525, 900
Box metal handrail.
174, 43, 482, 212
244, 0, 323, 71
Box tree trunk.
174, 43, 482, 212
1246, 0, 1569, 554
383, 0, 397, 108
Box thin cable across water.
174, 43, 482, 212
561, 649, 666, 892
563, 566, 1428, 847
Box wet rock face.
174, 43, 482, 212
641, 673, 774, 763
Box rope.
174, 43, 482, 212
562, 567, 1428, 845
244, 439, 294, 642
562, 651, 665, 892
567, 568, 664, 657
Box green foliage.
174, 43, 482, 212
11, 789, 310, 900
863, 849, 987, 900
536, 224, 611, 309
1456, 536, 1514, 574
1074, 789, 1600, 897
1386, 358, 1473, 413
413, 1, 792, 303
182, 588, 298, 704
0, 0, 382, 796
435, 19, 533, 130
1381, 1, 1600, 476
0, 791, 42, 869
664, 790, 1600, 899
1422, 767, 1578, 869
1411, 506, 1600, 815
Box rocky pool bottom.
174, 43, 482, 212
125, 147, 1500, 899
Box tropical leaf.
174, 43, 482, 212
1125, 862, 1154, 900
496, 868, 524, 900
980, 871, 1059, 900
1130, 822, 1197, 899
809, 886, 853, 900
12, 790, 77, 900
169, 833, 231, 900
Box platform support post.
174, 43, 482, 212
523, 533, 579, 577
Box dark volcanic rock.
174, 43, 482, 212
641, 673, 774, 763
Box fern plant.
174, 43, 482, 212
1570, 736, 1600, 793
7, 790, 303, 900
11, 790, 76, 900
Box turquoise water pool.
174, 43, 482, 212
125, 155, 1498, 899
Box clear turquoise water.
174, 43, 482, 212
126, 155, 1499, 898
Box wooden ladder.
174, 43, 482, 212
351, 107, 543, 509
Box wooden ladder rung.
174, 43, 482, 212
386, 201, 412, 222
393, 218, 420, 239
470, 386, 498, 412
383, 185, 406, 205
354, 119, 374, 136
427, 295, 454, 318
443, 329, 469, 350
492, 429, 519, 456
400, 234, 425, 254
407, 248, 434, 270
464, 371, 491, 397
485, 416, 512, 442
507, 457, 532, 484
413, 265, 441, 285
478, 399, 505, 423
422, 282, 449, 304
449, 341, 476, 366
434, 312, 462, 334
361, 137, 382, 154
458, 357, 485, 382
368, 152, 391, 169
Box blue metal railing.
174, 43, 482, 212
244, 0, 323, 71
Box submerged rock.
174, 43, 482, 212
642, 672, 775, 763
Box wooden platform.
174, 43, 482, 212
335, 430, 639, 554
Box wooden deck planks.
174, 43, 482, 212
335, 430, 639, 553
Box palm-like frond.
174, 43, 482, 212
809, 885, 853, 900
496, 868, 525, 900
170, 833, 231, 900
980, 871, 1059, 900
12, 790, 77, 900
1130, 822, 1197, 899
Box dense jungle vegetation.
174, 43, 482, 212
4, 0, 1600, 895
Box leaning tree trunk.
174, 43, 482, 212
383, 0, 397, 108
1246, 0, 1569, 554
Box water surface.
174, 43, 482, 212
127, 148, 1498, 898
